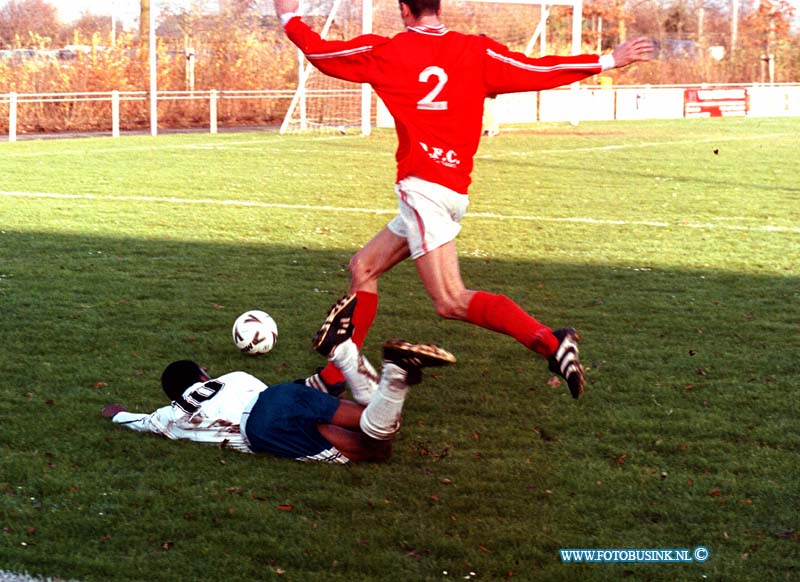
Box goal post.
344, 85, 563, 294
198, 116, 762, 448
280, 0, 585, 134
279, 0, 347, 133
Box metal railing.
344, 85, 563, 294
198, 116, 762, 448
0, 89, 297, 141
3, 83, 799, 141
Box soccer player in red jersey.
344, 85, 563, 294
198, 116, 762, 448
274, 0, 654, 399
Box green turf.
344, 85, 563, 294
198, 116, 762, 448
0, 118, 798, 581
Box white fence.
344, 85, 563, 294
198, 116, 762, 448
0, 89, 296, 142
377, 83, 800, 126
3, 83, 800, 141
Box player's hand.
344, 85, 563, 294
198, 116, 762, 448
612, 37, 655, 68
274, 0, 300, 18
102, 403, 127, 418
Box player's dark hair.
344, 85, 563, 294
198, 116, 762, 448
400, 0, 440, 18
161, 360, 204, 401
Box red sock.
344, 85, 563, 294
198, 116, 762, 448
319, 291, 379, 385
466, 291, 558, 358
350, 290, 379, 347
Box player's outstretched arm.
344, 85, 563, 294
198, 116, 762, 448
102, 403, 165, 434
272, 0, 381, 84
102, 403, 127, 418
611, 37, 655, 69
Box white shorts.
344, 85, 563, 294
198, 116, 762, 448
387, 176, 470, 260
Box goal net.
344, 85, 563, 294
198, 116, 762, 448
280, 0, 583, 134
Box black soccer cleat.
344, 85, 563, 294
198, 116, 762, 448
383, 339, 456, 384
548, 327, 585, 399
312, 294, 358, 357
296, 368, 347, 398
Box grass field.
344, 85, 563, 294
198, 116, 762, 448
1, 118, 798, 581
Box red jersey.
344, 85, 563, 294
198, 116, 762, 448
284, 17, 604, 194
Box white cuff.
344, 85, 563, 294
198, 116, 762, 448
599, 53, 615, 71
279, 12, 299, 26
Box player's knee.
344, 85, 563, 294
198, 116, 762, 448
349, 254, 374, 286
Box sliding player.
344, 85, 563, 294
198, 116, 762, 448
103, 295, 455, 463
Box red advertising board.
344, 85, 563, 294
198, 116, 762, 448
684, 87, 748, 117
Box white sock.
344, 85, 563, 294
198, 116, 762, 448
330, 339, 378, 405
359, 363, 409, 441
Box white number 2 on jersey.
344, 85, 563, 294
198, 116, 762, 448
417, 66, 448, 111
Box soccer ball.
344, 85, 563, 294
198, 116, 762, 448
232, 310, 278, 355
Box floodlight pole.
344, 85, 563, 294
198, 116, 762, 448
360, 0, 373, 136
569, 0, 583, 126
149, 0, 158, 136
571, 0, 582, 56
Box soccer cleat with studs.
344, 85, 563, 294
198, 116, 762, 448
298, 368, 347, 398
382, 339, 456, 385
548, 327, 585, 399
312, 294, 358, 358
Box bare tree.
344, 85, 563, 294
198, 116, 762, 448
741, 0, 796, 81
0, 0, 60, 47
65, 13, 123, 45
161, 1, 214, 91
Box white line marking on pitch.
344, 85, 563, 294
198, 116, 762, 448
1, 132, 789, 159
2, 191, 798, 234
475, 133, 791, 159
0, 135, 360, 157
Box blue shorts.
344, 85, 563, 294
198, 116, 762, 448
242, 382, 346, 462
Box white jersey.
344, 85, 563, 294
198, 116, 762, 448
112, 371, 268, 453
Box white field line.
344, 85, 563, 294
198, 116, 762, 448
475, 132, 792, 159
0, 135, 358, 158
0, 571, 78, 582
0, 132, 790, 159
2, 191, 798, 234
